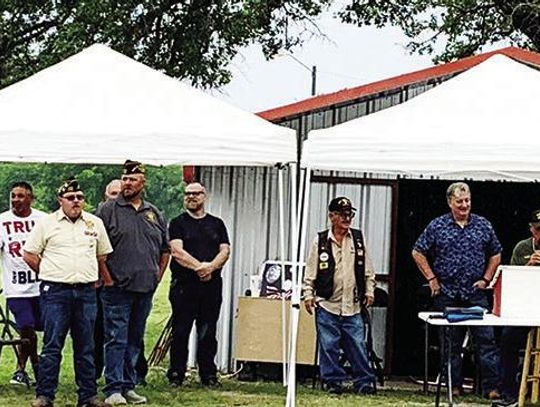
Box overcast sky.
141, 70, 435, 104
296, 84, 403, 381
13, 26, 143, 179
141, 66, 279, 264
212, 11, 436, 113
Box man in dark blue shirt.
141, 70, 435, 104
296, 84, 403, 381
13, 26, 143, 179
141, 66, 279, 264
412, 182, 501, 400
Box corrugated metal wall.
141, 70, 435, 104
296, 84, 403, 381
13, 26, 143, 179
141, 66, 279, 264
198, 166, 392, 371
198, 166, 292, 371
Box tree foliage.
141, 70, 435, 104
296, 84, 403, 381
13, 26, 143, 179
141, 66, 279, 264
0, 163, 184, 220
0, 0, 331, 89
339, 1, 540, 63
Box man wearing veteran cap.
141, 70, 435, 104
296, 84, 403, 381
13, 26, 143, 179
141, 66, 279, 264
96, 160, 170, 405
495, 209, 540, 406
412, 182, 502, 400
23, 178, 113, 407
302, 196, 377, 395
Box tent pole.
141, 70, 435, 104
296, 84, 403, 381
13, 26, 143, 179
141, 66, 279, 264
278, 165, 288, 386
286, 168, 312, 407
288, 165, 305, 357
286, 164, 298, 385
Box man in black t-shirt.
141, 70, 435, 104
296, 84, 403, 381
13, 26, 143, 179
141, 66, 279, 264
167, 182, 230, 387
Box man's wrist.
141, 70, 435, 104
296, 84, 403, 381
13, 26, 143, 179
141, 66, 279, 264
427, 275, 438, 282
480, 276, 491, 284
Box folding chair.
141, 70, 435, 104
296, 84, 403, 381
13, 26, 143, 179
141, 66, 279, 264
0, 289, 30, 387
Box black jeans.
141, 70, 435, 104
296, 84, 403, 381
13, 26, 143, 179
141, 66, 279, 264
168, 277, 223, 381
500, 326, 529, 400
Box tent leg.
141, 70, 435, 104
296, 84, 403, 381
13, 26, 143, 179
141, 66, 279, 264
286, 168, 311, 407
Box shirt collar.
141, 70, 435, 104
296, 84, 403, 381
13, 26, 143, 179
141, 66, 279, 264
55, 208, 87, 223
447, 212, 475, 227
116, 195, 150, 210
328, 228, 352, 244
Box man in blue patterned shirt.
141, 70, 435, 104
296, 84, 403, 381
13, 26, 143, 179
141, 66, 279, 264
412, 182, 501, 400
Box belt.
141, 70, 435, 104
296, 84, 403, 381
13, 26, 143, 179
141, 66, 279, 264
42, 281, 95, 289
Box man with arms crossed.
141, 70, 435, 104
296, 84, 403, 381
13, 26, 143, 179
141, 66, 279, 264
0, 182, 45, 386
167, 182, 230, 387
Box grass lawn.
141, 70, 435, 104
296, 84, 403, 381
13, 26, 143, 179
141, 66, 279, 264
0, 272, 491, 406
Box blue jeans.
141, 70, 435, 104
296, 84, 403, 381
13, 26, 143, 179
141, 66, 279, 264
433, 290, 500, 394
101, 286, 153, 396
37, 282, 97, 403
316, 307, 375, 391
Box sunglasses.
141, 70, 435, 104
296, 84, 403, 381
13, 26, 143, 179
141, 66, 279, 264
185, 191, 204, 197
334, 211, 355, 219
63, 194, 85, 202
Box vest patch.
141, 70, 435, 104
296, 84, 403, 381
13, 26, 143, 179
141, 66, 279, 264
314, 228, 366, 301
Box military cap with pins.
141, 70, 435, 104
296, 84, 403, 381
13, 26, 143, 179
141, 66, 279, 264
123, 159, 145, 175
57, 177, 82, 196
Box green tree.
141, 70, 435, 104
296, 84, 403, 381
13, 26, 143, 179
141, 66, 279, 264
339, 1, 540, 62
0, 0, 331, 89
0, 163, 183, 220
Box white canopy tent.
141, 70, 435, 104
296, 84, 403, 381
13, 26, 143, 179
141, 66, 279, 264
0, 44, 301, 403
303, 54, 540, 181
285, 54, 540, 405
0, 44, 296, 166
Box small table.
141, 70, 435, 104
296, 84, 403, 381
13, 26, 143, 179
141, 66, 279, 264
418, 311, 540, 406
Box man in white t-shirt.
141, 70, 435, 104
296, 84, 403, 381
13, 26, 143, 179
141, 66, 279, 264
0, 181, 46, 386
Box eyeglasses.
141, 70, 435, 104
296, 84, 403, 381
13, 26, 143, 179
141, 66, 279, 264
334, 211, 355, 219
185, 191, 204, 197
63, 194, 85, 202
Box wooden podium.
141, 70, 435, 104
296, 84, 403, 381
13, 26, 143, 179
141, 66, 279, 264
234, 297, 317, 365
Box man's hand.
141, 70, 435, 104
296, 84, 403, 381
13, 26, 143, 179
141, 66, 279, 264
196, 262, 215, 280
304, 298, 316, 315
473, 279, 489, 290
527, 251, 540, 266
429, 278, 441, 297
363, 295, 374, 307
199, 274, 212, 282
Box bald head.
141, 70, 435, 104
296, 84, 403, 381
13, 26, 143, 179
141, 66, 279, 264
184, 182, 207, 216
105, 179, 122, 200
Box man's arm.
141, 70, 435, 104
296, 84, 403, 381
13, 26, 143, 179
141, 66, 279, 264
23, 251, 41, 274
158, 251, 171, 282
303, 239, 319, 314
170, 239, 202, 271
473, 253, 501, 289
197, 244, 230, 281
97, 255, 114, 286
364, 252, 376, 307
412, 249, 441, 296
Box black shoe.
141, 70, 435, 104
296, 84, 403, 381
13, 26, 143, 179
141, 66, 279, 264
201, 376, 221, 387
77, 396, 112, 407
324, 382, 343, 395
491, 399, 518, 407
357, 386, 376, 395
168, 371, 183, 387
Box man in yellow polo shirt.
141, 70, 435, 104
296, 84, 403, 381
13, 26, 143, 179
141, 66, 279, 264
23, 178, 113, 407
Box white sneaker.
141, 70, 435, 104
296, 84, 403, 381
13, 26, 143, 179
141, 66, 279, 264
104, 393, 127, 405
123, 390, 147, 404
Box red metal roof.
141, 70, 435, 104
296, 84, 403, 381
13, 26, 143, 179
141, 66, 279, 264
257, 47, 540, 122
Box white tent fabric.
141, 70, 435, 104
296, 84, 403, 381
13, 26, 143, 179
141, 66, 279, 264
0, 44, 296, 166
303, 55, 540, 180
